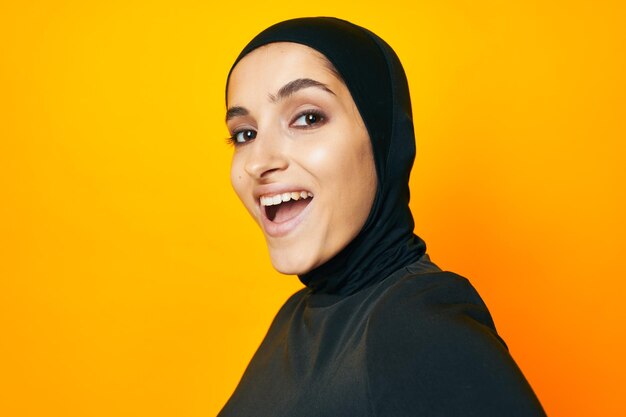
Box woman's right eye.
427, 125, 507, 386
230, 129, 257, 144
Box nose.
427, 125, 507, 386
243, 132, 289, 180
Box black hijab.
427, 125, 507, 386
227, 17, 426, 296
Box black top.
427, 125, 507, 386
220, 17, 546, 416
218, 255, 545, 416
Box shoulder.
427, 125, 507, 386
253, 287, 309, 343
366, 270, 506, 367
368, 270, 501, 345
364, 270, 545, 416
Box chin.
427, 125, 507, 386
268, 247, 319, 276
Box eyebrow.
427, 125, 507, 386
225, 106, 248, 122
225, 78, 335, 122
271, 78, 335, 102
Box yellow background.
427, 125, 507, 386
1, 1, 624, 416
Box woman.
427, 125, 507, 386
220, 17, 545, 416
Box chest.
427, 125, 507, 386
220, 301, 376, 417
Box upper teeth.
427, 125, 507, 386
260, 191, 313, 206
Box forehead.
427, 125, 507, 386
227, 42, 339, 104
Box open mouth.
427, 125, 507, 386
260, 191, 313, 223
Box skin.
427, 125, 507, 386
226, 42, 377, 275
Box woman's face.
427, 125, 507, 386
226, 42, 377, 275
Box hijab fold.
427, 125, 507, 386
228, 17, 426, 296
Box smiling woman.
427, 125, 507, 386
227, 42, 376, 274
219, 17, 546, 416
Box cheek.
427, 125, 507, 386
230, 157, 248, 202
300, 127, 358, 180
304, 144, 337, 175
333, 130, 377, 214
306, 135, 372, 183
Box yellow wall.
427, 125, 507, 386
1, 1, 624, 416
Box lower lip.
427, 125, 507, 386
260, 198, 313, 238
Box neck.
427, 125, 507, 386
298, 225, 426, 296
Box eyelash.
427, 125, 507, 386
291, 110, 326, 129
226, 129, 256, 146
227, 110, 327, 146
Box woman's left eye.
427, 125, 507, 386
291, 111, 325, 128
